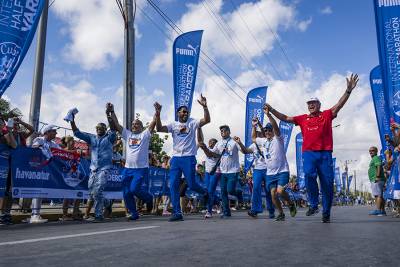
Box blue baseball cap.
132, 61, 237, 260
263, 123, 273, 131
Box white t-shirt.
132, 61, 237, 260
205, 146, 219, 173
214, 138, 240, 174
167, 118, 200, 157
122, 128, 151, 169
256, 136, 289, 175
32, 137, 61, 159
248, 143, 267, 170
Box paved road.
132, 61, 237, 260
0, 206, 399, 267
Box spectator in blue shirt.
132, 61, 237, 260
69, 105, 116, 222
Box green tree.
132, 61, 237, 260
150, 133, 168, 161
0, 98, 22, 120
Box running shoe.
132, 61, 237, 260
247, 210, 258, 218
204, 211, 212, 219
268, 213, 275, 219
322, 214, 330, 223
127, 214, 140, 221
168, 214, 184, 222
306, 207, 319, 216
29, 215, 48, 224
275, 213, 285, 221
377, 210, 387, 217
368, 210, 380, 216
289, 203, 297, 217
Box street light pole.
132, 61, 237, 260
28, 0, 49, 142
123, 0, 135, 130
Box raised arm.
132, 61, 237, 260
154, 102, 168, 133
264, 105, 280, 137
233, 136, 253, 154
198, 94, 210, 127
198, 142, 219, 158
251, 118, 262, 143
197, 126, 204, 145
331, 73, 359, 118
106, 103, 123, 134
266, 103, 295, 123
3, 128, 17, 149
14, 117, 34, 138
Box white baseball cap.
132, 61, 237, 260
42, 124, 58, 135
306, 97, 320, 104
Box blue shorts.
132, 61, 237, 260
266, 171, 289, 191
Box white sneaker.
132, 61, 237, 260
204, 211, 212, 219
29, 215, 48, 224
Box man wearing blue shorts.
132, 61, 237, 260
259, 105, 296, 221
108, 103, 155, 220
154, 94, 210, 221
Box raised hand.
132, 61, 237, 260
106, 103, 114, 113
252, 117, 259, 127
263, 103, 272, 115
154, 102, 162, 116
346, 73, 359, 92
197, 94, 207, 108
233, 136, 241, 143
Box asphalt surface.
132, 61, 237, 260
0, 206, 399, 267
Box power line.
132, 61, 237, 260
201, 0, 267, 86
255, 2, 297, 75
146, 0, 248, 96
138, 5, 246, 104
227, 0, 284, 81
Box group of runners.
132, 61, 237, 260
69, 73, 359, 224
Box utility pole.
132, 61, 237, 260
123, 0, 135, 130
28, 0, 49, 141
354, 170, 357, 196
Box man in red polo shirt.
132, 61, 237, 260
266, 73, 359, 223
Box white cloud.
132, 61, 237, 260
320, 6, 333, 15
149, 0, 311, 74
52, 0, 144, 70
297, 17, 312, 32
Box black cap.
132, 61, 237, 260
219, 125, 230, 131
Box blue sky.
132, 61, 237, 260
4, 0, 382, 191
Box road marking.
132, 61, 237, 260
0, 226, 160, 246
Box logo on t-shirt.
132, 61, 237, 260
129, 137, 142, 148
177, 125, 190, 137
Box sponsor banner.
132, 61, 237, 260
370, 65, 391, 149
295, 133, 305, 189
374, 1, 400, 122
11, 147, 90, 199
0, 144, 11, 197
0, 0, 45, 96
385, 153, 400, 199
279, 121, 293, 154
244, 86, 267, 171
334, 167, 341, 193
11, 147, 171, 199
173, 30, 203, 120
342, 172, 347, 192
347, 175, 353, 192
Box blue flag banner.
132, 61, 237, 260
374, 1, 400, 122
370, 65, 391, 149
385, 153, 400, 199
0, 0, 45, 96
279, 121, 293, 154
244, 86, 267, 171
334, 167, 341, 193
295, 133, 305, 189
348, 175, 353, 192
173, 30, 203, 120
0, 144, 11, 197
342, 172, 347, 192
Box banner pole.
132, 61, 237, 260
28, 0, 49, 144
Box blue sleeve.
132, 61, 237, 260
108, 131, 117, 144
74, 130, 92, 144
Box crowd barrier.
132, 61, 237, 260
0, 146, 309, 202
